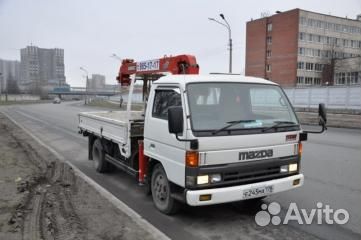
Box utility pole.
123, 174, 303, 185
5, 76, 8, 102
209, 13, 233, 73
0, 72, 2, 101
110, 53, 122, 61
80, 67, 89, 104
110, 53, 123, 108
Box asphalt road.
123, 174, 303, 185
1, 101, 360, 240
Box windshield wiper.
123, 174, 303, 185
262, 121, 298, 133
212, 120, 256, 135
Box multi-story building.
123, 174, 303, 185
20, 46, 66, 92
245, 9, 361, 87
0, 59, 20, 93
88, 74, 106, 91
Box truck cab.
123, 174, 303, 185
79, 74, 326, 214
144, 74, 303, 212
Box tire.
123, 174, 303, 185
92, 139, 109, 173
151, 164, 180, 215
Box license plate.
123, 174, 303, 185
242, 185, 274, 199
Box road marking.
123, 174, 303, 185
1, 110, 170, 240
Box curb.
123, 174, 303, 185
1, 110, 170, 240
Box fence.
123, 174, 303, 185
0, 94, 40, 101
110, 92, 143, 103
283, 85, 361, 110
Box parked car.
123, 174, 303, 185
53, 97, 61, 104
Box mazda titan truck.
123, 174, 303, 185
78, 74, 327, 214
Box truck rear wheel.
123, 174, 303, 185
92, 139, 109, 173
151, 164, 180, 215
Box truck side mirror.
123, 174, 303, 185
304, 103, 327, 135
318, 103, 327, 126
168, 106, 183, 134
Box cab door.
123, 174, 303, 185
144, 86, 187, 187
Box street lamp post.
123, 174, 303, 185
110, 53, 124, 108
110, 53, 122, 61
80, 67, 89, 104
0, 73, 2, 101
208, 13, 233, 73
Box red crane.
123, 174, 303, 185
116, 54, 199, 86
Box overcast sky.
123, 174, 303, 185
0, 0, 360, 87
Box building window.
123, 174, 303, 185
315, 63, 323, 72
267, 23, 272, 32
315, 49, 321, 57
313, 78, 321, 85
305, 77, 313, 85
326, 37, 330, 45
297, 76, 305, 85
266, 64, 271, 72
306, 62, 314, 71
299, 32, 305, 41
267, 36, 272, 44
297, 62, 305, 69
350, 72, 359, 84
343, 39, 349, 47
266, 50, 272, 58
335, 72, 346, 85
351, 40, 356, 48
307, 19, 313, 26
300, 17, 307, 25
308, 34, 313, 42
298, 47, 305, 55
317, 35, 322, 43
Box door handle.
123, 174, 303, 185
150, 143, 156, 149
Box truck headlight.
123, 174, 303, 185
280, 163, 298, 173
197, 175, 209, 185
289, 163, 298, 172
210, 174, 222, 183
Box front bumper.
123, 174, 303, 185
186, 173, 304, 206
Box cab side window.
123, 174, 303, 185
152, 89, 181, 120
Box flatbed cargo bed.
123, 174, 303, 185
78, 110, 144, 144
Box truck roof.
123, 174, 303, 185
154, 74, 278, 87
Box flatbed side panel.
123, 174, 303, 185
79, 114, 128, 144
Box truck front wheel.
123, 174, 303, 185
151, 164, 180, 215
92, 139, 109, 173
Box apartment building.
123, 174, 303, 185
20, 46, 66, 92
0, 59, 20, 92
245, 9, 361, 86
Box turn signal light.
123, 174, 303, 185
186, 151, 199, 167
298, 142, 303, 157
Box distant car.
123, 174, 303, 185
53, 98, 61, 104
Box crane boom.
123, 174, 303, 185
116, 54, 199, 86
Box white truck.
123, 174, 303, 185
78, 74, 327, 214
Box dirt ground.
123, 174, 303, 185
0, 112, 155, 240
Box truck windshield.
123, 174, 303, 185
187, 83, 299, 134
